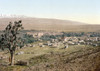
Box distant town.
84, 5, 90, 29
23, 30, 100, 48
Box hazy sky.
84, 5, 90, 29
0, 0, 100, 24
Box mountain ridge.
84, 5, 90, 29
0, 17, 100, 32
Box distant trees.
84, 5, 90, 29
23, 34, 36, 43
40, 35, 56, 41
0, 20, 24, 66
62, 32, 85, 37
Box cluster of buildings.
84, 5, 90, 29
25, 32, 100, 48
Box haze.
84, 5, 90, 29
0, 0, 100, 24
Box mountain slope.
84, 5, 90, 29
0, 18, 100, 32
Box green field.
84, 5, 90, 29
15, 45, 84, 60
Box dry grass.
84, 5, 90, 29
14, 45, 91, 61
24, 47, 100, 71
0, 44, 100, 71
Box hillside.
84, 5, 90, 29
0, 18, 100, 32
0, 45, 100, 71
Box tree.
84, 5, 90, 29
0, 20, 24, 66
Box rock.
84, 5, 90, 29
0, 55, 8, 60
16, 60, 29, 66
64, 45, 68, 49
40, 45, 45, 47
16, 51, 24, 55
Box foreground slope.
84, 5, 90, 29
0, 45, 100, 71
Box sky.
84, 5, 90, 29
0, 0, 100, 24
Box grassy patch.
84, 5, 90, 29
0, 65, 26, 71
29, 54, 50, 66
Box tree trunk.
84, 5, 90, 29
10, 51, 15, 66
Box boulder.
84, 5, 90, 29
16, 51, 24, 55
16, 60, 29, 66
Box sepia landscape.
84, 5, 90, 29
0, 0, 100, 71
